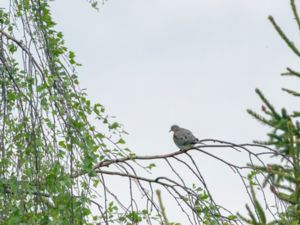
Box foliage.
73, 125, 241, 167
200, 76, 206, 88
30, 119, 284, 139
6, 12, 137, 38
243, 0, 300, 224
0, 0, 127, 224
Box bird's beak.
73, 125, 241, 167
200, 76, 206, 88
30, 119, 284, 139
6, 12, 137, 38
169, 130, 171, 132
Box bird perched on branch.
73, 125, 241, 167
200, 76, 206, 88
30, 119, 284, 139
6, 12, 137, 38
169, 125, 199, 150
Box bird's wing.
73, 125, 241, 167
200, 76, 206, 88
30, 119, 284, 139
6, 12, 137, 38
182, 128, 198, 141
174, 128, 198, 146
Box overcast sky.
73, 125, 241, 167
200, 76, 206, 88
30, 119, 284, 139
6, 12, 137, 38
31, 0, 300, 223
50, 0, 300, 143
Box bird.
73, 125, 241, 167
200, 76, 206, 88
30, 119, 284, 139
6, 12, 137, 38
169, 125, 199, 150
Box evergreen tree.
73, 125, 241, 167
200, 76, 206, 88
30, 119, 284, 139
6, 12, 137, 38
242, 0, 300, 224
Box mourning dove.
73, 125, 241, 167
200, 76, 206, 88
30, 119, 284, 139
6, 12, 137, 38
170, 125, 199, 150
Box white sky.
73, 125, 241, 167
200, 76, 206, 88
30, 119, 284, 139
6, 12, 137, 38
7, 0, 300, 223
50, 0, 300, 145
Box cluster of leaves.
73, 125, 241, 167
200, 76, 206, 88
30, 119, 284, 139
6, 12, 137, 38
0, 0, 128, 224
192, 184, 237, 225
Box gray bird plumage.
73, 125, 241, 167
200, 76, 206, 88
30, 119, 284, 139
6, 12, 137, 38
170, 125, 199, 150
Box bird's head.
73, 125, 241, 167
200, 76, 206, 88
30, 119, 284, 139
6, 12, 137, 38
170, 125, 180, 132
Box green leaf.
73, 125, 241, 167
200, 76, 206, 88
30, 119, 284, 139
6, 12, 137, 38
147, 163, 156, 169
8, 44, 17, 53
109, 122, 119, 129
58, 141, 66, 148
117, 138, 126, 144
227, 215, 237, 220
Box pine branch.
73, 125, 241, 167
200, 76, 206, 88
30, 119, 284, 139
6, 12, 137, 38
250, 185, 266, 224
291, 0, 300, 31
282, 88, 300, 97
269, 15, 300, 58
255, 89, 281, 119
247, 109, 273, 127
281, 67, 300, 78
